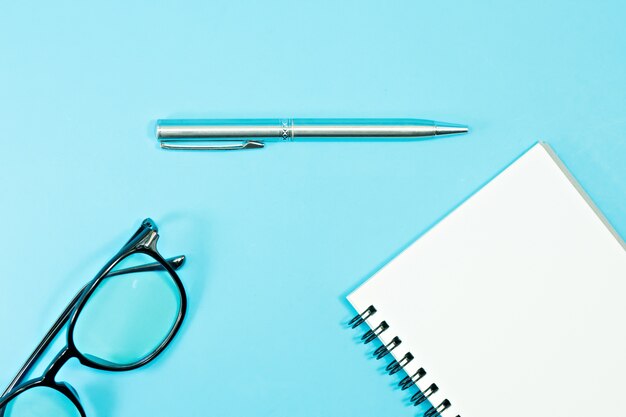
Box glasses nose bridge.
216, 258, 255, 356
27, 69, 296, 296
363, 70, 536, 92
42, 347, 74, 383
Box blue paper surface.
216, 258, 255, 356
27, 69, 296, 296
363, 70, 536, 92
0, 1, 624, 416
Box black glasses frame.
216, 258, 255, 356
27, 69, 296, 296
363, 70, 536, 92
0, 218, 188, 416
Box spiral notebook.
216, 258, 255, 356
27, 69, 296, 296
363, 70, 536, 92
347, 143, 626, 417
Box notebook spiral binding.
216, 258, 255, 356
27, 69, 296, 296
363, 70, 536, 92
349, 305, 459, 417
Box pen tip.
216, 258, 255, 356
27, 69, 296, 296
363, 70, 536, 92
435, 123, 469, 136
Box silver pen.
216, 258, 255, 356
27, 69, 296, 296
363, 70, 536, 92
156, 118, 469, 150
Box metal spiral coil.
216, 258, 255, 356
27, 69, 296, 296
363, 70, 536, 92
349, 305, 458, 417
412, 383, 439, 405
374, 336, 401, 360
425, 399, 453, 417
348, 305, 376, 328
399, 367, 426, 390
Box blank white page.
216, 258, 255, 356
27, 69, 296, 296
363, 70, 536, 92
348, 143, 626, 417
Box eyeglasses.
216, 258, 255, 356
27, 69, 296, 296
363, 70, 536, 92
0, 219, 188, 417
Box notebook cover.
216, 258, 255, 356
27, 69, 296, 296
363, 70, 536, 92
347, 143, 626, 417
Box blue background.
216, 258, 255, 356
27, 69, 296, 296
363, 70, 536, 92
1, 1, 624, 416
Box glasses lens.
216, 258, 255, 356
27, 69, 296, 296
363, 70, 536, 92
2, 386, 81, 417
72, 253, 182, 368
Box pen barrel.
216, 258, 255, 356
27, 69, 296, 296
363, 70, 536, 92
156, 119, 439, 142
291, 121, 436, 140
157, 119, 291, 141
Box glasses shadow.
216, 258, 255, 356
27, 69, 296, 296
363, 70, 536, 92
79, 376, 118, 415
156, 210, 212, 327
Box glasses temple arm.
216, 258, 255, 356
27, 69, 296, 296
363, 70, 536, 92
106, 255, 185, 277
1, 255, 185, 397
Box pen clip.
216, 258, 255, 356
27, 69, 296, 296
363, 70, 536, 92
159, 140, 265, 151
